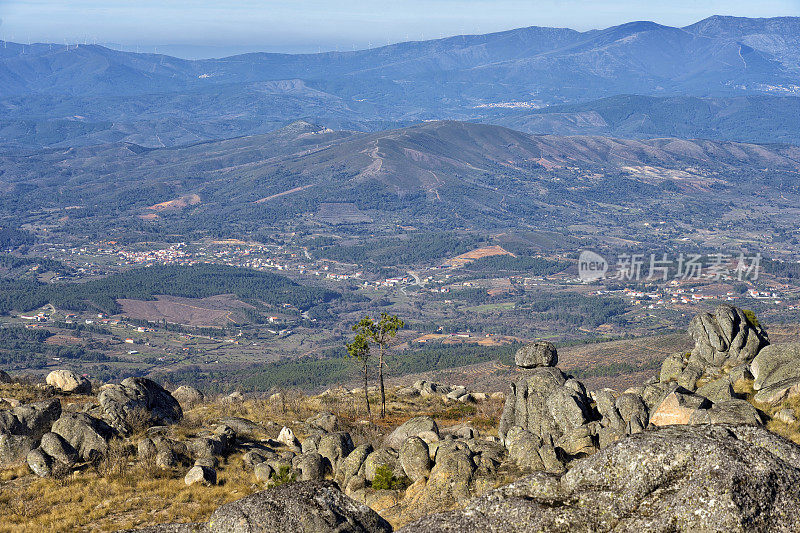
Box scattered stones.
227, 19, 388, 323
514, 341, 557, 369
46, 370, 92, 394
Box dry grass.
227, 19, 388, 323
762, 394, 800, 445
0, 456, 259, 532
0, 385, 510, 531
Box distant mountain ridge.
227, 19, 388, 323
1, 16, 800, 150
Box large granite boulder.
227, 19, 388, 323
750, 343, 800, 405
398, 424, 800, 532
99, 377, 182, 435
648, 386, 711, 426
399, 436, 431, 482
385, 416, 439, 450
0, 398, 61, 440
687, 304, 768, 369
336, 444, 373, 488
0, 433, 36, 465
499, 367, 595, 457
317, 432, 354, 473
206, 480, 392, 533
171, 386, 204, 408
51, 412, 114, 462
46, 369, 91, 394
514, 342, 557, 369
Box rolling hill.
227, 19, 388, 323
3, 120, 800, 241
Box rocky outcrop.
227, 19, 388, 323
648, 386, 711, 426
51, 412, 114, 462
206, 480, 392, 533
398, 425, 800, 532
499, 367, 595, 459
99, 377, 182, 435
46, 369, 91, 394
687, 304, 768, 370
0, 398, 61, 440
514, 341, 557, 369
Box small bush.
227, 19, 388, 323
269, 464, 296, 487
371, 464, 408, 490
742, 309, 762, 329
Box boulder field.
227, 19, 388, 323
4, 304, 800, 532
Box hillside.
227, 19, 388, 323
3, 305, 800, 531
4, 120, 800, 241
2, 16, 800, 150
489, 94, 800, 144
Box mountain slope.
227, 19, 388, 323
3, 121, 800, 240
1, 16, 799, 150
487, 95, 800, 144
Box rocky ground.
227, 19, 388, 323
3, 304, 800, 532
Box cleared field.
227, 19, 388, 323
413, 333, 520, 346
445, 245, 514, 267
118, 294, 253, 327
147, 193, 201, 211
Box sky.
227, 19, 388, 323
1, 0, 799, 58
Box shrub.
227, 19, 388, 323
269, 464, 296, 487
371, 464, 409, 490
743, 309, 762, 329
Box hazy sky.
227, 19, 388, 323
1, 0, 799, 57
